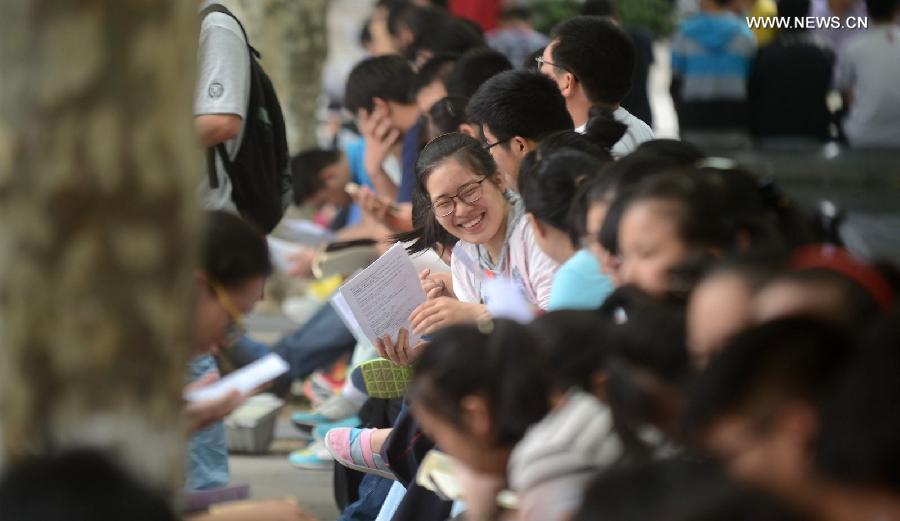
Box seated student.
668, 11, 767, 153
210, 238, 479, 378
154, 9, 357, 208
814, 313, 900, 521
748, 0, 836, 142
322, 134, 559, 509
581, 0, 657, 129
375, 132, 559, 361
413, 53, 458, 115
467, 70, 574, 191
409, 320, 553, 521
485, 6, 550, 68
574, 458, 807, 521
185, 211, 310, 521
539, 16, 655, 156
510, 311, 623, 521
573, 140, 704, 284
445, 47, 513, 100
682, 317, 854, 518
670, 0, 756, 144
519, 150, 615, 310
833, 0, 900, 148
344, 54, 423, 206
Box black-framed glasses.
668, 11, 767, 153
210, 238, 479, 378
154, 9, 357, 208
431, 178, 488, 217
534, 56, 577, 79
482, 136, 511, 150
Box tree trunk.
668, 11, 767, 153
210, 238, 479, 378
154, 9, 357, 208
0, 0, 200, 488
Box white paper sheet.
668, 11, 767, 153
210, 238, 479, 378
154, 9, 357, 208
185, 354, 289, 402
330, 291, 369, 345
338, 242, 426, 346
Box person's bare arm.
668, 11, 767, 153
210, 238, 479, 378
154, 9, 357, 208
195, 114, 242, 147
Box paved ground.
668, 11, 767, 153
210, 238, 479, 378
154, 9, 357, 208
229, 416, 340, 520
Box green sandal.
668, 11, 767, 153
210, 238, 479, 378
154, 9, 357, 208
354, 358, 414, 399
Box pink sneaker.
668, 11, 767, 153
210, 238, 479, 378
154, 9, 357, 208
324, 427, 394, 480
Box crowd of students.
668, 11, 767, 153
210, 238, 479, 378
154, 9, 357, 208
1, 0, 898, 520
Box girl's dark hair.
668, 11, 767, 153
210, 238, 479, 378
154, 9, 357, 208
571, 144, 701, 247
427, 96, 469, 137
598, 286, 690, 459
534, 129, 612, 162
625, 169, 738, 251
584, 105, 628, 151
529, 311, 611, 393
519, 150, 604, 245
410, 320, 552, 446
633, 139, 704, 164
400, 133, 498, 254
202, 211, 272, 288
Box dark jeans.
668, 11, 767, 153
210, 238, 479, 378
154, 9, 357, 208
232, 303, 356, 391
337, 474, 394, 521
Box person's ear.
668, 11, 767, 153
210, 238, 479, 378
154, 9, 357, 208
372, 97, 389, 114
559, 71, 576, 97
458, 123, 478, 138
511, 136, 528, 156
461, 395, 493, 443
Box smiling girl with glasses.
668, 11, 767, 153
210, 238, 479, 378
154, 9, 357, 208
374, 132, 559, 365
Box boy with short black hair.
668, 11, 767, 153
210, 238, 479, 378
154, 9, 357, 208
542, 15, 655, 156
344, 55, 423, 204
466, 69, 573, 189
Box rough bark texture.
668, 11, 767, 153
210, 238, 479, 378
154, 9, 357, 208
227, 0, 329, 152
0, 0, 200, 487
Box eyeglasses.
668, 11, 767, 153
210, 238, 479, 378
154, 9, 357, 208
210, 279, 246, 342
432, 178, 487, 217
534, 56, 577, 79
482, 136, 511, 150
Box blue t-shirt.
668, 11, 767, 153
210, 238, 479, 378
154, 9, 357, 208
547, 250, 613, 311
186, 354, 230, 490
397, 119, 422, 204
342, 136, 375, 226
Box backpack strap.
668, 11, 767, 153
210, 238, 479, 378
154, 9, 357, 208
199, 3, 261, 59
200, 3, 250, 189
